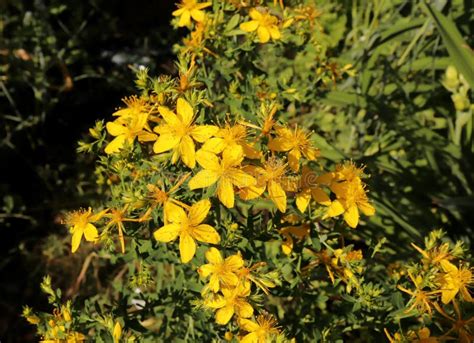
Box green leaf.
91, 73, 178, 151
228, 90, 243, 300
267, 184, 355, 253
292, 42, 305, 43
422, 2, 474, 88
322, 91, 368, 108
225, 14, 240, 32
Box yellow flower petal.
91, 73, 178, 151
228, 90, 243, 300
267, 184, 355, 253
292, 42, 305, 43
225, 254, 244, 270
249, 8, 262, 20
236, 301, 253, 318
222, 145, 244, 163
358, 201, 375, 216
302, 146, 319, 160
220, 273, 239, 287
189, 199, 211, 225
281, 233, 293, 255
268, 25, 281, 40
153, 133, 180, 153
176, 98, 194, 125
166, 204, 187, 224
89, 208, 108, 222
205, 247, 223, 264
239, 185, 266, 200
180, 135, 196, 168
196, 149, 221, 170
172, 8, 185, 16
191, 125, 219, 143
217, 178, 235, 208
158, 106, 179, 126
311, 188, 331, 206
193, 224, 220, 244
344, 205, 359, 228
138, 131, 158, 142
83, 223, 98, 242
204, 296, 226, 309
105, 135, 126, 154
106, 121, 127, 136
288, 148, 301, 172
268, 180, 286, 212
240, 332, 259, 343
268, 137, 292, 151
163, 201, 183, 224
227, 169, 256, 188
195, 2, 212, 10
190, 9, 205, 22
241, 143, 261, 159
133, 111, 149, 131
296, 190, 311, 213
189, 169, 220, 189
71, 229, 83, 253
209, 274, 220, 292
440, 260, 458, 273
257, 26, 270, 43
201, 137, 226, 154
441, 288, 458, 304
216, 305, 234, 325
178, 10, 191, 27
153, 224, 181, 242
179, 233, 196, 263
240, 20, 259, 32
198, 263, 214, 278
326, 200, 345, 218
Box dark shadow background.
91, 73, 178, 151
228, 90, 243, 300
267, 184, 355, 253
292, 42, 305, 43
0, 0, 178, 340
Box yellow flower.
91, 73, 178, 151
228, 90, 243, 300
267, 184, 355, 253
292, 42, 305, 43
105, 112, 152, 154
434, 300, 474, 343
239, 158, 288, 212
324, 178, 375, 228
201, 123, 261, 160
139, 173, 191, 223
236, 262, 276, 296
407, 327, 439, 343
112, 95, 149, 120
385, 328, 439, 343
268, 126, 319, 172
304, 248, 361, 290
198, 248, 244, 292
438, 260, 473, 304
64, 208, 107, 253
240, 8, 281, 44
113, 321, 122, 343
104, 206, 139, 254
397, 271, 440, 315
172, 0, 211, 27
66, 332, 87, 342
153, 199, 220, 263
22, 306, 40, 325
333, 161, 365, 182
61, 305, 72, 322
411, 242, 453, 267
189, 150, 256, 208
295, 166, 331, 212
384, 329, 404, 343
279, 224, 310, 255
153, 98, 218, 169
239, 313, 280, 343
205, 283, 253, 325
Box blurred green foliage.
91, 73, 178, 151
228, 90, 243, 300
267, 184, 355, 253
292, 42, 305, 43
315, 0, 473, 248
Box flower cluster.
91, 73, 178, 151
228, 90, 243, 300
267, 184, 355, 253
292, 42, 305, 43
22, 277, 86, 343
386, 230, 473, 342
198, 247, 281, 341
67, 91, 375, 256
24, 1, 387, 341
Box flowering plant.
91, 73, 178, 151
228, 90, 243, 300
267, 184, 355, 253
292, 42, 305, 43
23, 1, 473, 342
